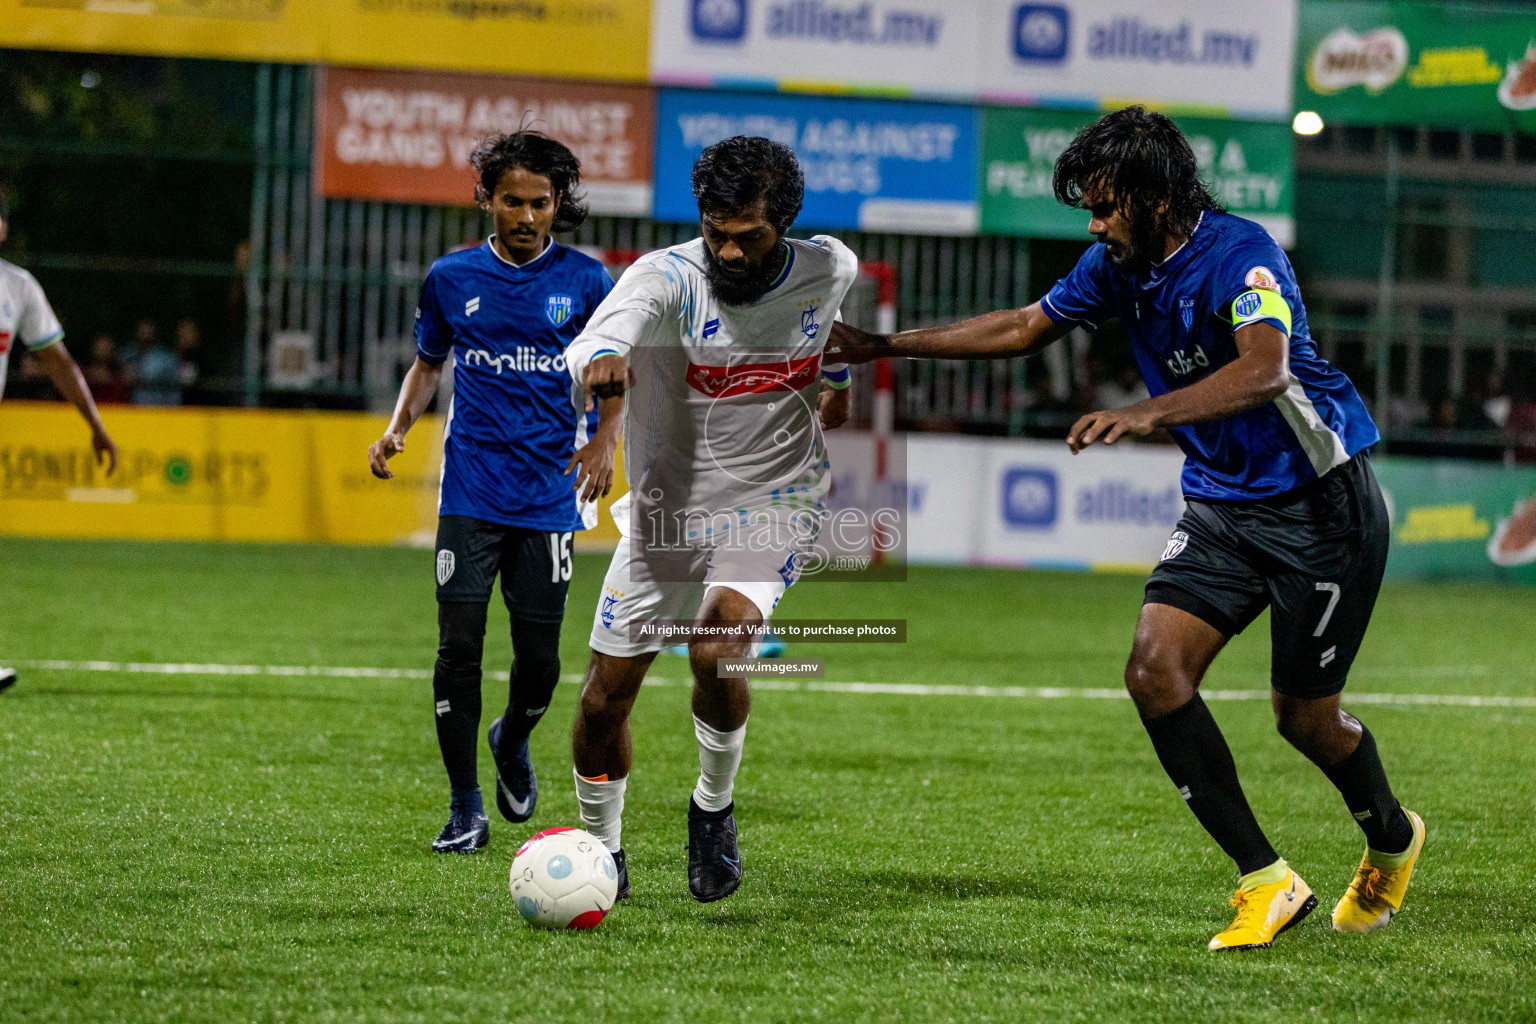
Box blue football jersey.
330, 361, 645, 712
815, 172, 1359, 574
416, 239, 614, 530
1042, 211, 1379, 501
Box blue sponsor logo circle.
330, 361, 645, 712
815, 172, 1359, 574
1001, 467, 1058, 529
1013, 4, 1070, 63
546, 854, 573, 879
692, 0, 747, 41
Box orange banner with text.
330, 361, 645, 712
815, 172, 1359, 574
0, 402, 624, 548
315, 67, 654, 215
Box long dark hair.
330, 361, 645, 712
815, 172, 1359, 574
470, 130, 589, 232
692, 136, 805, 232
1053, 106, 1223, 266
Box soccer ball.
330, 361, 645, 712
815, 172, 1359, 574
509, 827, 619, 930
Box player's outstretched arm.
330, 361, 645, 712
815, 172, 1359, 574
825, 302, 1072, 364
369, 356, 442, 480
565, 394, 624, 502
1067, 322, 1290, 454
35, 341, 117, 475
577, 353, 633, 410
818, 381, 851, 430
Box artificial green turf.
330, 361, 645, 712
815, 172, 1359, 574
1, 538, 1533, 1023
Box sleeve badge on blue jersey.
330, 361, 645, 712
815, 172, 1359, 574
1234, 292, 1264, 318
546, 294, 574, 327
1244, 266, 1278, 290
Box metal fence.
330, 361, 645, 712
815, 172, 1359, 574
244, 64, 1041, 418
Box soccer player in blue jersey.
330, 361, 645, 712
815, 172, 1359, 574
829, 107, 1425, 950
368, 132, 620, 853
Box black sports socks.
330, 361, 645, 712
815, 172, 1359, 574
1320, 723, 1414, 854
434, 601, 488, 808
497, 618, 563, 749
1143, 695, 1280, 876
435, 604, 564, 800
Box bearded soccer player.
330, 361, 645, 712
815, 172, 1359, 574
0, 193, 119, 694
369, 133, 618, 853
563, 137, 858, 902
829, 107, 1424, 950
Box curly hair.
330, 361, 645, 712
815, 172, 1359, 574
1053, 106, 1223, 266
691, 136, 805, 232
469, 131, 589, 232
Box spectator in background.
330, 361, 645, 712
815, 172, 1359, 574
1481, 367, 1511, 430
83, 332, 129, 404
126, 316, 181, 406
1506, 372, 1536, 464
1429, 393, 1460, 432
1093, 362, 1151, 411
173, 317, 201, 391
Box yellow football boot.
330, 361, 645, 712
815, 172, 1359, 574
1332, 809, 1426, 934
1208, 866, 1317, 951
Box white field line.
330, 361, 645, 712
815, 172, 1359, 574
9, 658, 1534, 710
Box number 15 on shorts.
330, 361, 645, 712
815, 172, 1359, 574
548, 532, 573, 583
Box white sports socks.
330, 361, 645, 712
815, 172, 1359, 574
692, 714, 747, 813
573, 770, 627, 853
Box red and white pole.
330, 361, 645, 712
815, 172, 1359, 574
865, 263, 897, 562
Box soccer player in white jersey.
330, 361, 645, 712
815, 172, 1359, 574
0, 194, 119, 694
562, 137, 859, 902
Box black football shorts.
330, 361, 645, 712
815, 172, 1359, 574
434, 515, 573, 623
1144, 451, 1390, 699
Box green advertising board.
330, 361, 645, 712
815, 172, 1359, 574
1375, 457, 1536, 586
979, 108, 1295, 244
1296, 0, 1536, 132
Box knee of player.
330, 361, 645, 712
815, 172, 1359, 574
435, 633, 484, 666
1123, 650, 1188, 702
689, 638, 751, 676
436, 602, 487, 663
576, 682, 625, 728
1273, 702, 1331, 748
510, 620, 562, 677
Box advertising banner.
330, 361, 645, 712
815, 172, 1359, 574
314, 68, 655, 216
0, 402, 632, 549
1296, 0, 1536, 132
649, 0, 975, 97
0, 0, 650, 81
0, 0, 325, 62
1374, 457, 1536, 586
980, 107, 1295, 245
323, 0, 651, 82
977, 0, 1298, 120
906, 435, 1188, 570
655, 89, 979, 234
0, 403, 440, 545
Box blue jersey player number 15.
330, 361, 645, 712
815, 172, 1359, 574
367, 132, 625, 856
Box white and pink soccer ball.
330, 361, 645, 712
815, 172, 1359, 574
509, 827, 618, 930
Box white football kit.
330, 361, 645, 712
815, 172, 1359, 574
566, 235, 860, 657
0, 257, 65, 402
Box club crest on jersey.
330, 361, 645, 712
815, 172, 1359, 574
600, 588, 622, 629
1178, 297, 1195, 331
436, 549, 456, 585
545, 294, 574, 327
1234, 292, 1263, 318
1244, 266, 1278, 291
1161, 531, 1189, 562
800, 304, 820, 340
